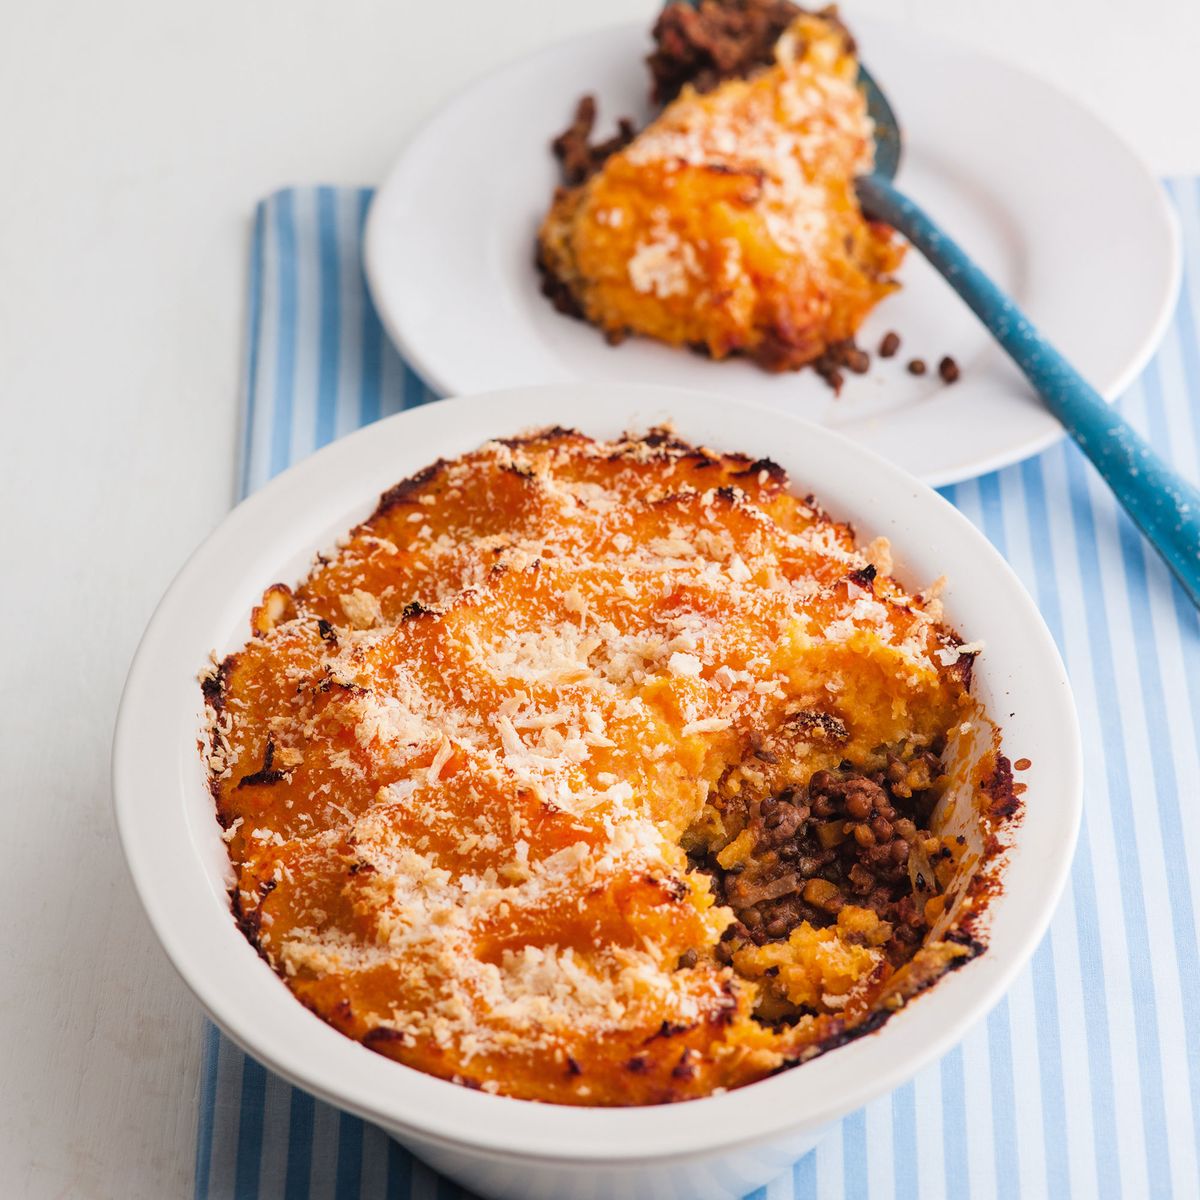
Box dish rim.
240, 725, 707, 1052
113, 383, 1082, 1163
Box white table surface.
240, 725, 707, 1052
2, 1, 1196, 1195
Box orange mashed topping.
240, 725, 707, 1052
536, 12, 904, 370
203, 428, 981, 1104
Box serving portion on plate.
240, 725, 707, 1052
115, 386, 1080, 1199
203, 424, 1013, 1106
538, 6, 904, 381
365, 7, 1178, 485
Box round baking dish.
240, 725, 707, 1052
113, 384, 1081, 1200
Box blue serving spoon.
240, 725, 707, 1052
856, 65, 1200, 607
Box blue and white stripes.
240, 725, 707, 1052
199, 182, 1200, 1198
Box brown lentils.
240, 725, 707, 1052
696, 760, 943, 967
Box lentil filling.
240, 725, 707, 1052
686, 747, 951, 1027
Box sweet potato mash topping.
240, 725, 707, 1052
537, 9, 904, 371
203, 427, 1000, 1105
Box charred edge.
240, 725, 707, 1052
347, 860, 376, 877
332, 998, 353, 1024
402, 600, 433, 620
235, 769, 288, 789
625, 1055, 649, 1073
948, 650, 976, 692
601, 430, 714, 468
494, 424, 584, 450
787, 709, 850, 743
981, 753, 1019, 821
641, 426, 695, 452
502, 463, 536, 481
647, 1019, 695, 1043
373, 460, 447, 518
535, 244, 588, 322
363, 1026, 405, 1049
944, 930, 988, 964
847, 563, 877, 588
732, 456, 787, 487
201, 659, 232, 713
807, 1006, 893, 1060
230, 879, 276, 955
566, 1055, 583, 1077
236, 737, 288, 788
611, 450, 691, 475
800, 492, 834, 525
316, 618, 338, 646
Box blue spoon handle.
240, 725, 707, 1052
857, 173, 1200, 608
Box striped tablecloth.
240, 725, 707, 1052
198, 182, 1200, 1200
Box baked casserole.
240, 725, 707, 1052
203, 427, 1015, 1105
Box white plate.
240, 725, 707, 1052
364, 18, 1179, 486
114, 385, 1081, 1200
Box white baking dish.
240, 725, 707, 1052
113, 384, 1081, 1199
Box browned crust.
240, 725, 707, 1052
493, 425, 583, 450
981, 752, 1019, 821
234, 736, 289, 789
791, 932, 988, 1064
731, 456, 788, 486
373, 459, 449, 518
200, 658, 231, 715
230, 878, 275, 960
535, 240, 588, 322
537, 231, 881, 384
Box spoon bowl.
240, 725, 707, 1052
859, 65, 902, 182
